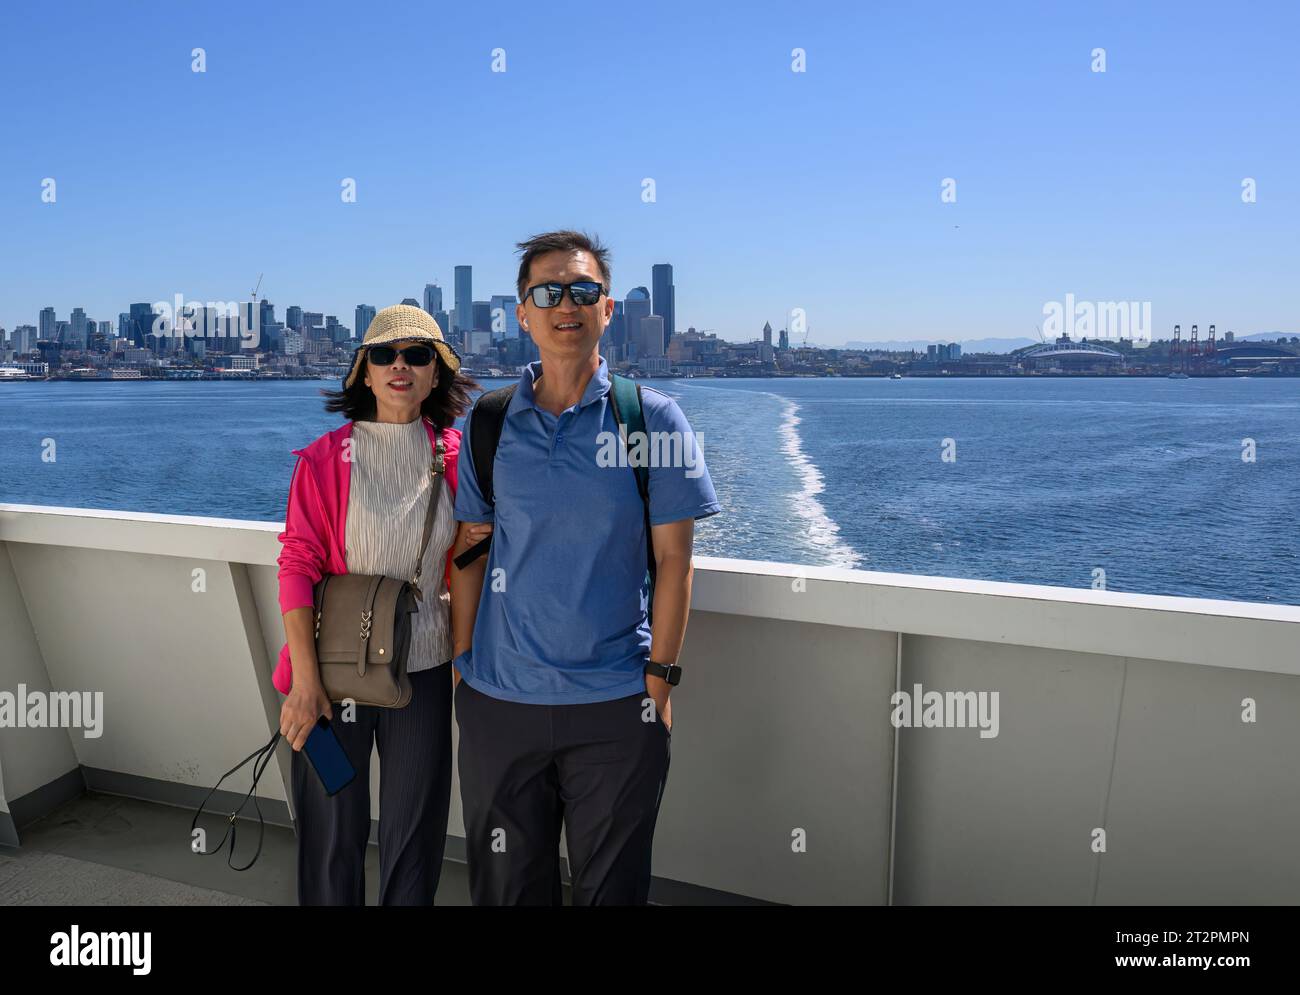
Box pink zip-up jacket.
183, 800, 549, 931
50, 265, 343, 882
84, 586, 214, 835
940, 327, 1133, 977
273, 417, 461, 695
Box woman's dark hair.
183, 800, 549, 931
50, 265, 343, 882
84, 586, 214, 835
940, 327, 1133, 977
321, 351, 481, 427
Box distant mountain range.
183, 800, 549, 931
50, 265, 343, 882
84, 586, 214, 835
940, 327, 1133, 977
840, 337, 1037, 354
838, 332, 1298, 354
1236, 331, 1300, 342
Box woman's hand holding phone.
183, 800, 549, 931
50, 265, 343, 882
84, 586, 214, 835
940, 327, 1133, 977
280, 679, 334, 752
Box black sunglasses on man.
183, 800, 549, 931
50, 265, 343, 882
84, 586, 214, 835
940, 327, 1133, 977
524, 281, 608, 308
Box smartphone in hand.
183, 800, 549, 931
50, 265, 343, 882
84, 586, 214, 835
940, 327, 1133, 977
303, 716, 356, 796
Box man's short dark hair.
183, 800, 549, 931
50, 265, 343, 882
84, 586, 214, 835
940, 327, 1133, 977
515, 230, 612, 302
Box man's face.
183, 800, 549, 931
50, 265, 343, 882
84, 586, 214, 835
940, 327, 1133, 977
516, 249, 613, 360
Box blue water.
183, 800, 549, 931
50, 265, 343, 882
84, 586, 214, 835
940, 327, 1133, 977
2, 377, 1296, 604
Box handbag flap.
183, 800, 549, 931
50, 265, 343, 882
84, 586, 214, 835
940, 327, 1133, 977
315, 574, 417, 665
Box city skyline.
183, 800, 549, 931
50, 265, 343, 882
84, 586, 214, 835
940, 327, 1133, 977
2, 2, 1298, 345
2, 253, 695, 354
8, 287, 1297, 355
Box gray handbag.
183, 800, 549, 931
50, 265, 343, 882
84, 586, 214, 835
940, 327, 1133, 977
310, 431, 445, 708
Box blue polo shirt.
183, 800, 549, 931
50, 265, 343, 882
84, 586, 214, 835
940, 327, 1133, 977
452, 357, 721, 704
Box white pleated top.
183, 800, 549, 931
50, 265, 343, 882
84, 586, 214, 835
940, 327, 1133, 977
344, 419, 456, 673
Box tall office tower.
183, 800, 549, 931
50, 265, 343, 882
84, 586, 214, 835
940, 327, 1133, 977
489, 294, 519, 340
520, 328, 540, 364
355, 305, 376, 340
54, 321, 70, 344
39, 307, 57, 341
763, 321, 772, 349
465, 330, 493, 355
235, 303, 257, 352
260, 323, 284, 351
472, 301, 491, 334
651, 263, 675, 352
170, 303, 192, 343
433, 310, 453, 345
640, 315, 665, 358
778, 328, 789, 350
69, 307, 88, 349
454, 266, 472, 336
286, 306, 303, 331
219, 305, 240, 351
118, 313, 130, 340
623, 287, 651, 360
608, 300, 626, 360
128, 304, 154, 347
400, 298, 420, 308
301, 312, 324, 340
325, 315, 349, 345
257, 300, 278, 351
12, 325, 37, 354
424, 283, 443, 316
188, 306, 218, 353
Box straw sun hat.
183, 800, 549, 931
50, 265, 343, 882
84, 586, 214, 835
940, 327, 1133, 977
343, 304, 461, 389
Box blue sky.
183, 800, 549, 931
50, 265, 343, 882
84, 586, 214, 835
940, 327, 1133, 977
1, 0, 1297, 346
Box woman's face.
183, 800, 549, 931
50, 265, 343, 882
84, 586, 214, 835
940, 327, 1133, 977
363, 338, 439, 421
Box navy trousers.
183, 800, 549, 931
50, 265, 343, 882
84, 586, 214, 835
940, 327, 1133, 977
290, 663, 453, 905
455, 676, 672, 906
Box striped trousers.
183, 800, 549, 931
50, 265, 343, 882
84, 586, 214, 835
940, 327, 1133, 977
290, 662, 453, 905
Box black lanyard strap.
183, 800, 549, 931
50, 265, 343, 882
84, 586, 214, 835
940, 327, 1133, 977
190, 730, 281, 871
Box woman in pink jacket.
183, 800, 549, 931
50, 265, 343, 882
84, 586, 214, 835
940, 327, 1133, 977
275, 304, 490, 905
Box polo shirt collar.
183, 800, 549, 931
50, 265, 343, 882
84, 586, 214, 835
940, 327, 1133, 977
507, 356, 612, 418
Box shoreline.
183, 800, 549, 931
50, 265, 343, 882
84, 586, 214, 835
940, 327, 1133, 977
2, 370, 1293, 384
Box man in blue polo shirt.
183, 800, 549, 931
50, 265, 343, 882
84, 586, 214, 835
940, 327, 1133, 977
449, 229, 720, 905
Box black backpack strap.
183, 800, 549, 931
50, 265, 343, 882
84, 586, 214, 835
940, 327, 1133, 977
453, 384, 516, 570
609, 374, 656, 624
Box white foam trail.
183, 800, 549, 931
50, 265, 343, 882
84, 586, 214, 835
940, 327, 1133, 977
771, 395, 864, 569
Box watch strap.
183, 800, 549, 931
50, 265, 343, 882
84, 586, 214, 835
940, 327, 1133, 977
644, 660, 682, 686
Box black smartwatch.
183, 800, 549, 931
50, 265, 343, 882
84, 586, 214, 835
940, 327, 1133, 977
644, 660, 682, 686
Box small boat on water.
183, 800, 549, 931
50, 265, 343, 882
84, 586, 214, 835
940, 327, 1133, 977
1167, 372, 1190, 379
890, 373, 903, 380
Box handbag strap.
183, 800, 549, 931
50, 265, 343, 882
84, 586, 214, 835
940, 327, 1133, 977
190, 729, 280, 872
411, 430, 447, 601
